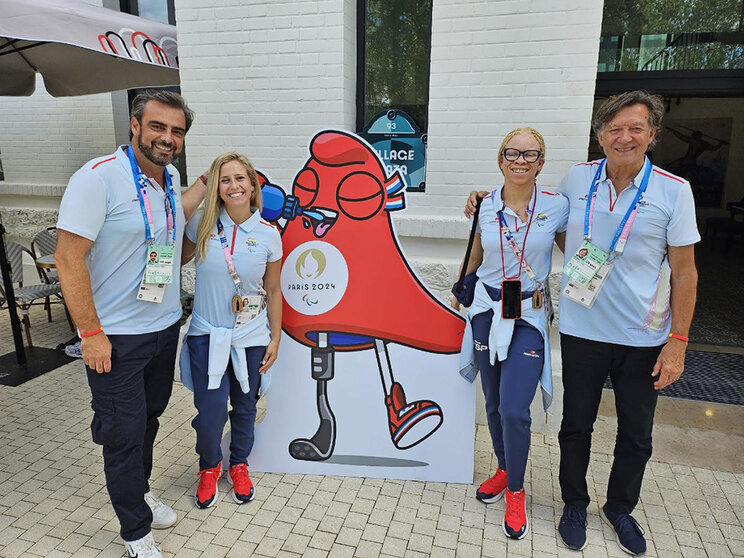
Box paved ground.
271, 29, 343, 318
0, 304, 743, 558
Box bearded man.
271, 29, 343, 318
55, 91, 206, 558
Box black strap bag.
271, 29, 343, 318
451, 198, 482, 307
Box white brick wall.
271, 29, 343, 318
423, 0, 605, 217
0, 0, 118, 185
175, 0, 603, 236
176, 0, 356, 187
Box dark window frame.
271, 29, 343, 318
595, 69, 744, 97
355, 0, 434, 133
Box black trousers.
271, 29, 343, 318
558, 334, 663, 514
86, 320, 179, 541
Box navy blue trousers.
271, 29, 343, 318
472, 311, 544, 491
85, 320, 179, 542
187, 335, 263, 470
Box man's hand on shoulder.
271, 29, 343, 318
465, 190, 489, 217
82, 333, 113, 374
182, 172, 209, 221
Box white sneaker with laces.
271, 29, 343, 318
124, 532, 163, 558
144, 491, 177, 529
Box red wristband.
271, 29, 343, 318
668, 333, 689, 343
199, 173, 208, 185
80, 326, 103, 338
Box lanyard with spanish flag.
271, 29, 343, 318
216, 218, 243, 297
125, 145, 177, 245
496, 187, 539, 284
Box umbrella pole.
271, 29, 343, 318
0, 214, 27, 364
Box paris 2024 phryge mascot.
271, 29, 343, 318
260, 130, 464, 461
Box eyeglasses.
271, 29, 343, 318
502, 148, 542, 163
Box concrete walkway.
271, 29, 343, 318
0, 304, 742, 558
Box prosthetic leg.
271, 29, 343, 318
289, 333, 336, 461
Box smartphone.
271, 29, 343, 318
501, 279, 522, 319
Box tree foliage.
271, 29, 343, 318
364, 0, 432, 130
600, 0, 743, 70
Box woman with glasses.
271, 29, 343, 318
179, 152, 282, 509
453, 127, 568, 540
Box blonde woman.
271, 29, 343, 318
455, 128, 568, 540
180, 152, 282, 509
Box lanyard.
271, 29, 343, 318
216, 218, 243, 295
583, 157, 652, 255
125, 146, 177, 245
496, 187, 538, 282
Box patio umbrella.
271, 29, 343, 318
0, 0, 179, 97
0, 0, 181, 373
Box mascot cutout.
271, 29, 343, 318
247, 130, 475, 482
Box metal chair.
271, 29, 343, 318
0, 240, 73, 346
30, 226, 59, 284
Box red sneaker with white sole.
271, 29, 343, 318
476, 468, 507, 503
503, 488, 529, 540
385, 382, 443, 449
195, 463, 221, 509
228, 463, 255, 504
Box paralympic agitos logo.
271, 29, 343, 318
281, 241, 349, 316
285, 248, 337, 293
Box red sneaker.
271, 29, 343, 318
503, 488, 529, 539
476, 468, 507, 503
385, 382, 443, 449
195, 463, 222, 509
228, 463, 255, 504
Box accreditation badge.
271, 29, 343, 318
562, 260, 613, 308
234, 295, 265, 328
563, 240, 609, 286
136, 279, 166, 303
144, 244, 175, 284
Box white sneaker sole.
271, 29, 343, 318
195, 484, 218, 509
150, 516, 177, 529
231, 489, 255, 504
476, 488, 506, 504
559, 530, 589, 551
502, 516, 529, 540
601, 508, 645, 556
226, 470, 255, 504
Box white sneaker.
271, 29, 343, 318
144, 491, 177, 529
124, 532, 163, 558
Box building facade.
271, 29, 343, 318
2, 0, 742, 427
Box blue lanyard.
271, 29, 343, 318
125, 146, 177, 245
583, 157, 652, 253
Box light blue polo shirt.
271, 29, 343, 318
185, 207, 282, 331
57, 146, 184, 335
477, 186, 569, 291
558, 158, 700, 347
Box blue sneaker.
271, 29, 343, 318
601, 503, 646, 556
558, 505, 588, 550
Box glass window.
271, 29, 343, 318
598, 0, 744, 72
357, 0, 433, 192
358, 0, 433, 132
120, 0, 174, 25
